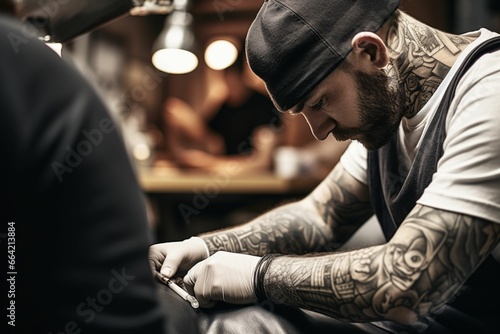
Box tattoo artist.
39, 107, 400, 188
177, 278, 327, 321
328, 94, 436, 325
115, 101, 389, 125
150, 1, 500, 332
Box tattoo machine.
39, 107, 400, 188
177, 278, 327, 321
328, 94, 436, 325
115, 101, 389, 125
160, 274, 199, 309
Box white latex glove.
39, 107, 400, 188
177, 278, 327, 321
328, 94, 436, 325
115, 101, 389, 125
183, 251, 260, 308
149, 237, 209, 279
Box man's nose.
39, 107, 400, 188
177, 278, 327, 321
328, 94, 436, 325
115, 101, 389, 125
301, 110, 334, 140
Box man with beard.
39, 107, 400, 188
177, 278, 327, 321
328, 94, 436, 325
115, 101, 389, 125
150, 1, 500, 332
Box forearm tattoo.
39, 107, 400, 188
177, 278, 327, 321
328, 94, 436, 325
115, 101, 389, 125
263, 205, 500, 324
200, 165, 373, 255
200, 205, 332, 256
386, 12, 474, 117
310, 165, 373, 244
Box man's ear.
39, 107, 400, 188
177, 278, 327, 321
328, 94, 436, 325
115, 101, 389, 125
351, 32, 389, 69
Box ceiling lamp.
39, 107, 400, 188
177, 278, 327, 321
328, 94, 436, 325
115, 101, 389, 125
152, 0, 198, 74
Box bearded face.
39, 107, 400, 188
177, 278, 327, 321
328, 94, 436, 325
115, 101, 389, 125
331, 67, 406, 151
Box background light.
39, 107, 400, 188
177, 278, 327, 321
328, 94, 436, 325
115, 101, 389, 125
133, 143, 151, 161
152, 48, 198, 74
204, 39, 238, 70
151, 0, 198, 74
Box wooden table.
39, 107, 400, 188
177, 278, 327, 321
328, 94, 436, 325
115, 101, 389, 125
137, 166, 322, 241
138, 166, 321, 194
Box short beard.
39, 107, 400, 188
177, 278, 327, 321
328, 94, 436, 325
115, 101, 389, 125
332, 68, 405, 151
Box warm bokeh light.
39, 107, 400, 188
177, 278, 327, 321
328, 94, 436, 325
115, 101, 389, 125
204, 40, 238, 70
133, 143, 151, 161
152, 48, 198, 74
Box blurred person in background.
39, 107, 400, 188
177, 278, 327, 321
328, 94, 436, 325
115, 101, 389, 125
162, 50, 281, 174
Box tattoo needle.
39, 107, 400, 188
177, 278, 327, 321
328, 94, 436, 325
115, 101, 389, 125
160, 274, 199, 309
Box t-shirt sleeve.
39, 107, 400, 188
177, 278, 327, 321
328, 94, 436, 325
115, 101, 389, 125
340, 140, 368, 185
418, 51, 500, 224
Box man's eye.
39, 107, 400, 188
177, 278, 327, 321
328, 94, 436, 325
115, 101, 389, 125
312, 98, 325, 111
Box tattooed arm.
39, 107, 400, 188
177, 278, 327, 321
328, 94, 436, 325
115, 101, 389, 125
199, 163, 374, 256
261, 205, 500, 324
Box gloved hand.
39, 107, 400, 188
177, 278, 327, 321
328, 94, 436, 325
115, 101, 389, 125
149, 237, 209, 279
183, 251, 260, 308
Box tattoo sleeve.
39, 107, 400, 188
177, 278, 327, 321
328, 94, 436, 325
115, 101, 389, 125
200, 164, 374, 256
262, 205, 500, 324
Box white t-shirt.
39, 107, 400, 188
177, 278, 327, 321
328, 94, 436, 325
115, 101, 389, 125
341, 28, 500, 225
